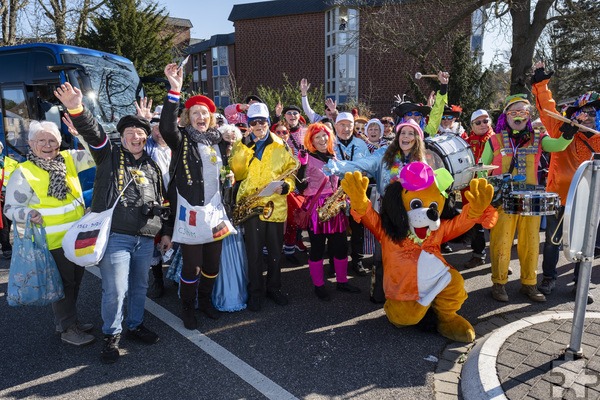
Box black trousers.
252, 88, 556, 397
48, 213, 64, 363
50, 248, 85, 331
243, 216, 284, 298
348, 217, 364, 262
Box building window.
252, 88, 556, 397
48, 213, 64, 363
324, 7, 359, 105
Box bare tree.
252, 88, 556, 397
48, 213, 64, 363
1, 0, 28, 45
35, 0, 107, 43
339, 0, 600, 95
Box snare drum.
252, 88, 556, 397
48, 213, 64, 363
503, 191, 560, 216
425, 134, 475, 191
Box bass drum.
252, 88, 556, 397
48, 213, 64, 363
425, 133, 475, 191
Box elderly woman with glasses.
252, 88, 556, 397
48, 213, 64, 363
5, 120, 96, 347
480, 93, 576, 304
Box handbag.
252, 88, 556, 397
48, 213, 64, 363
172, 189, 237, 245
294, 176, 328, 229
62, 179, 132, 267
7, 214, 64, 306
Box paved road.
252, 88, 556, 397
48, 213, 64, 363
0, 231, 597, 399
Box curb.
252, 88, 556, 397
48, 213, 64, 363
434, 311, 600, 399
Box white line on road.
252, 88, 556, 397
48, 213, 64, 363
87, 266, 298, 400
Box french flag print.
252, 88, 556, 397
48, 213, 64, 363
179, 205, 197, 226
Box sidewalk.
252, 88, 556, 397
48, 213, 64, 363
434, 311, 600, 399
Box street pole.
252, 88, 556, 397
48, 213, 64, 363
565, 157, 600, 360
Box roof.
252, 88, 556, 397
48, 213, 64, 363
228, 0, 411, 22
186, 33, 235, 54
166, 17, 193, 28
228, 0, 330, 22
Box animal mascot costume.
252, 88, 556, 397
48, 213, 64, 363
341, 162, 498, 342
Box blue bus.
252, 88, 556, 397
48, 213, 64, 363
0, 43, 143, 203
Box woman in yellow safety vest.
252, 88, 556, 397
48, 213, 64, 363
4, 120, 96, 347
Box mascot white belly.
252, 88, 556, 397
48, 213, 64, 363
417, 251, 451, 306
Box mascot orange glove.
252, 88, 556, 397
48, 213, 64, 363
463, 178, 498, 229
341, 171, 369, 215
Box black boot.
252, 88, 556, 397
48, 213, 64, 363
181, 300, 197, 330
198, 274, 220, 320
148, 263, 164, 299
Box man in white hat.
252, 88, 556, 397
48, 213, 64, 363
230, 103, 298, 311
333, 112, 371, 276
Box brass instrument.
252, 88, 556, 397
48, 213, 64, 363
232, 157, 300, 226
317, 185, 348, 222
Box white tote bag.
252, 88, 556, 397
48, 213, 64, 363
172, 190, 236, 245
62, 180, 131, 267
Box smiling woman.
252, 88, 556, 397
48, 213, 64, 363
4, 118, 97, 347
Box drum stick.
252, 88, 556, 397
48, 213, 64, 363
414, 72, 438, 80
543, 109, 600, 135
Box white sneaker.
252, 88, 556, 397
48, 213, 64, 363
61, 325, 95, 346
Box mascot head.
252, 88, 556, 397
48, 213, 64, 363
381, 162, 453, 242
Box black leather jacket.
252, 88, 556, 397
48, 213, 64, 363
71, 108, 163, 237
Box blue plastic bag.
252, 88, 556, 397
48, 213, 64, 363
7, 215, 64, 306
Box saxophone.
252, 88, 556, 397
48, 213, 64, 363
317, 185, 348, 222
232, 157, 300, 226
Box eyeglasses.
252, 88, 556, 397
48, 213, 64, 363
506, 110, 530, 117
381, 120, 394, 125
404, 111, 422, 117
276, 129, 288, 135
249, 118, 268, 126
35, 139, 59, 147
473, 119, 490, 126
441, 115, 455, 120
285, 111, 300, 116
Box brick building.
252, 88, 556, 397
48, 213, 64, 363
182, 0, 482, 116
186, 33, 236, 109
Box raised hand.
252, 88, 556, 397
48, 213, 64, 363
437, 71, 450, 85
325, 97, 337, 111
135, 97, 153, 120
275, 101, 283, 117
300, 78, 310, 96
54, 82, 83, 111
164, 63, 183, 93
463, 178, 494, 219
61, 114, 79, 136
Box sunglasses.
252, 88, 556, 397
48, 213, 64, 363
441, 115, 455, 120
276, 129, 288, 135
285, 111, 300, 116
473, 119, 490, 126
404, 111, 422, 117
249, 118, 268, 126
506, 110, 530, 117
381, 120, 394, 125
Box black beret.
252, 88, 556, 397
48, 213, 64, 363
244, 94, 264, 104
282, 105, 302, 114
117, 115, 151, 136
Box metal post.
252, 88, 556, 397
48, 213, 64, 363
566, 158, 600, 360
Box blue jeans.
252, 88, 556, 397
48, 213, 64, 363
99, 232, 154, 335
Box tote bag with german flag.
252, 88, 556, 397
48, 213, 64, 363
62, 180, 132, 267
172, 189, 236, 245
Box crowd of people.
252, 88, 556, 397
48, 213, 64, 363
4, 61, 600, 362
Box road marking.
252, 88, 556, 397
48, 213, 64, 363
88, 266, 298, 400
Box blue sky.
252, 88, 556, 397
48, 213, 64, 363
159, 0, 510, 66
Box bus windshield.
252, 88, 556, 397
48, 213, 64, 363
62, 53, 140, 126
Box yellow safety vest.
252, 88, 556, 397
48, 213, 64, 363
19, 151, 85, 250
3, 156, 18, 187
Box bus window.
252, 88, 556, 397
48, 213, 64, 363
2, 86, 30, 160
